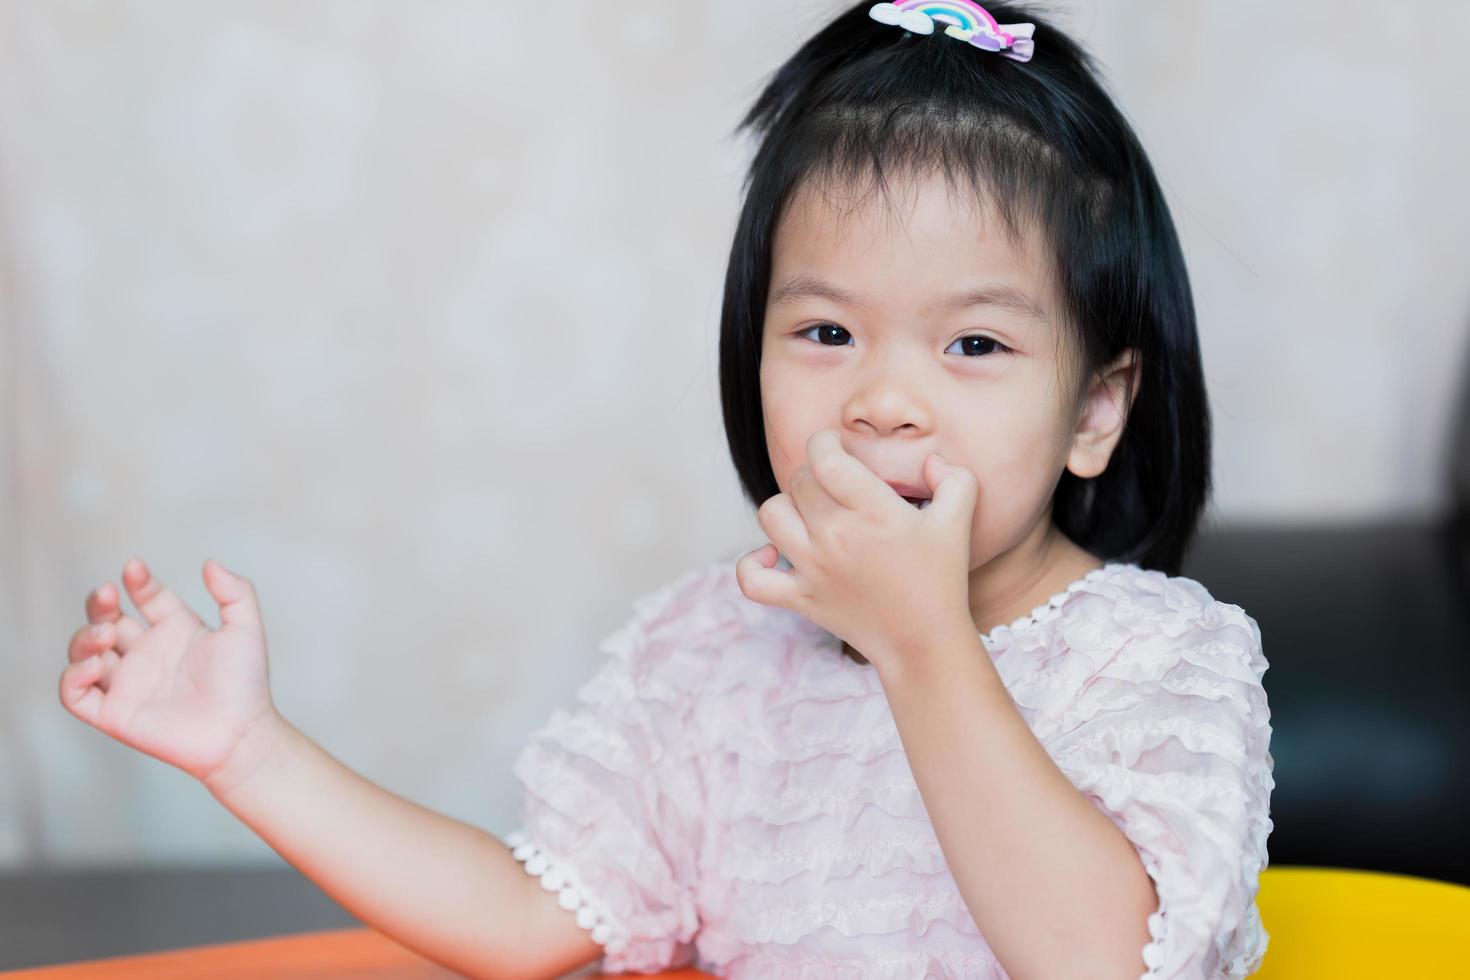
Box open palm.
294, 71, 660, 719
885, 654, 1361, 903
59, 557, 278, 786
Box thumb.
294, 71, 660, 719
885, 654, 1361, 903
203, 559, 264, 635
923, 452, 975, 517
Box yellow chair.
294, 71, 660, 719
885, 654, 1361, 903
1251, 866, 1470, 978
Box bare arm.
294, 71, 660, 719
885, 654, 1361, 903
206, 712, 605, 980
59, 558, 605, 979
877, 628, 1156, 980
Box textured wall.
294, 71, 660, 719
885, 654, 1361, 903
1, 0, 1466, 868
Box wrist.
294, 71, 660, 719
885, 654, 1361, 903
875, 618, 987, 687
202, 709, 297, 804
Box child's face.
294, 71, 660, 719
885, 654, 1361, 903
760, 169, 1105, 579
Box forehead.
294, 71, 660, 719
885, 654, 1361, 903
768, 169, 1055, 317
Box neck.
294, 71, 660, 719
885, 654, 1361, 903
969, 520, 1102, 638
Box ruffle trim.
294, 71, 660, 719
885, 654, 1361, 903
732, 886, 980, 945
1135, 795, 1274, 979
504, 829, 630, 955
693, 563, 1145, 767
978, 561, 1137, 646
625, 556, 1228, 717
729, 944, 1003, 979
723, 824, 947, 884
1136, 858, 1270, 979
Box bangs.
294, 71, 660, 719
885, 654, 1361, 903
774, 100, 1111, 279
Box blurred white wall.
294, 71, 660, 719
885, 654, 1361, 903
1, 0, 1466, 869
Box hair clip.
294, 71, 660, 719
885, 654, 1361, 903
868, 1, 1036, 62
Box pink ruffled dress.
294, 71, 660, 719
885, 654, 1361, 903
506, 558, 1274, 979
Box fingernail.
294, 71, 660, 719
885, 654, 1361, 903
90, 624, 105, 638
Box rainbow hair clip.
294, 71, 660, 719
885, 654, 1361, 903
868, 1, 1036, 62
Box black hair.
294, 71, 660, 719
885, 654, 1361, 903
718, 0, 1212, 579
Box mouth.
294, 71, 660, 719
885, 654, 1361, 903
884, 480, 932, 510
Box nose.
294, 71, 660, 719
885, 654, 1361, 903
842, 365, 932, 436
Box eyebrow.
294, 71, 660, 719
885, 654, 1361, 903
767, 275, 1050, 325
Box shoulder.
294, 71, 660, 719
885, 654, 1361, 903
1051, 562, 1266, 679
1006, 562, 1270, 733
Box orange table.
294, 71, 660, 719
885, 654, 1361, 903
10, 867, 1467, 978
0, 927, 717, 979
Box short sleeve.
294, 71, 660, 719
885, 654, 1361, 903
1048, 600, 1275, 980
507, 570, 711, 973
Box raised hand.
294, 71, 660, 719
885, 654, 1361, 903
59, 557, 281, 789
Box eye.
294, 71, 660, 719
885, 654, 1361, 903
946, 335, 1013, 357
794, 323, 853, 346
793, 323, 1012, 357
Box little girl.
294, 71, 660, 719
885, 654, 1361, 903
60, 2, 1273, 978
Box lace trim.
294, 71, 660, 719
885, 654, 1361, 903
1140, 855, 1168, 977
979, 561, 1132, 646
504, 829, 628, 955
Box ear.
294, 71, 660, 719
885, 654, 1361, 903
1066, 347, 1142, 480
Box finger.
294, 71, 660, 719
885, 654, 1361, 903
58, 653, 112, 727
68, 621, 116, 665
735, 543, 801, 610
788, 463, 840, 526
84, 583, 117, 623
85, 582, 147, 653
120, 557, 202, 628
756, 493, 810, 566
927, 454, 978, 519
202, 559, 265, 636
806, 428, 887, 511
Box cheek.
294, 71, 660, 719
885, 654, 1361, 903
960, 445, 1057, 537
762, 406, 803, 483
977, 392, 1069, 467
761, 369, 827, 482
